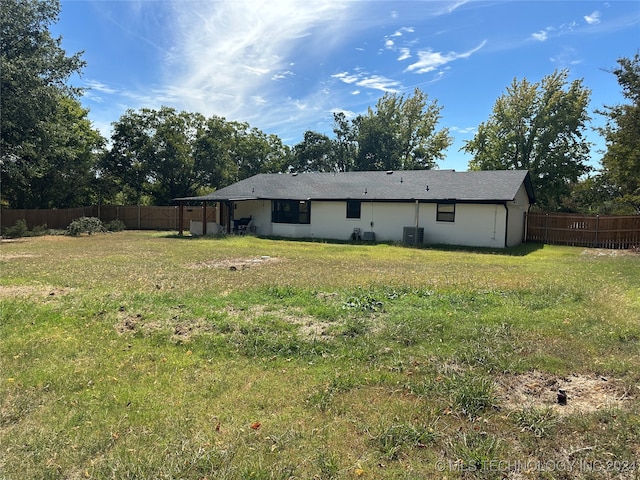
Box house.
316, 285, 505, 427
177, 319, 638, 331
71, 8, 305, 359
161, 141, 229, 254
175, 169, 535, 248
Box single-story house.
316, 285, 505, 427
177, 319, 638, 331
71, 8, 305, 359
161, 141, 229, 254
175, 169, 535, 248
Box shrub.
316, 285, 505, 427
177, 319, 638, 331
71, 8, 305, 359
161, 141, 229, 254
104, 219, 126, 232
28, 224, 49, 237
2, 220, 51, 238
2, 219, 29, 238
67, 217, 105, 236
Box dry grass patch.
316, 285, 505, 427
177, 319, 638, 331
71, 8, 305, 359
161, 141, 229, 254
0, 284, 72, 299
186, 255, 280, 271
496, 371, 633, 415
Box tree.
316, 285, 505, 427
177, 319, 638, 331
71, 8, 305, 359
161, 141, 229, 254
102, 107, 202, 205
102, 108, 290, 204
331, 112, 357, 172
596, 53, 640, 213
192, 115, 238, 193
291, 131, 334, 172
353, 88, 452, 171
231, 125, 289, 180
1, 0, 93, 208
2, 93, 104, 208
464, 70, 592, 211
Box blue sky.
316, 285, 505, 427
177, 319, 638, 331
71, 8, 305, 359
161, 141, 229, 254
53, 1, 639, 172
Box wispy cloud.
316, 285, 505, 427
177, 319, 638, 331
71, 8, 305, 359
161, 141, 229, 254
584, 11, 601, 25
451, 126, 476, 135
166, 0, 351, 125
398, 48, 411, 61
404, 40, 487, 74
85, 80, 118, 95
332, 71, 402, 93
532, 29, 550, 42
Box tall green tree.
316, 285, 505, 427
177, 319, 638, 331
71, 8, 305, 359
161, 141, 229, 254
103, 108, 290, 204
353, 88, 452, 171
291, 131, 334, 172
464, 70, 592, 211
102, 107, 202, 205
231, 125, 289, 181
192, 115, 238, 193
596, 53, 640, 213
331, 111, 357, 172
1, 0, 96, 208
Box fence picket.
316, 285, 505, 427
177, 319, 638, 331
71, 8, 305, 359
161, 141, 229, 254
1, 205, 216, 232
526, 212, 640, 249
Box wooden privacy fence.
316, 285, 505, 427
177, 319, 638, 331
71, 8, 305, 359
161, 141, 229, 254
527, 212, 640, 249
1, 205, 216, 231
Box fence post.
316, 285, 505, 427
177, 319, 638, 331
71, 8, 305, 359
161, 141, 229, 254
545, 213, 549, 244
595, 215, 599, 248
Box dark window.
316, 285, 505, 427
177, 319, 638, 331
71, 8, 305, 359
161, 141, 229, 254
346, 200, 361, 219
437, 202, 455, 222
272, 200, 311, 224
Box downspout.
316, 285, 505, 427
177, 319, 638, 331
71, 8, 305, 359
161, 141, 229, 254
503, 202, 509, 248
414, 200, 419, 245
524, 204, 531, 244
202, 202, 207, 236
178, 201, 184, 236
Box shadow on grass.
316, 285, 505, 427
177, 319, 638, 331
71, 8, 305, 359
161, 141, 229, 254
162, 232, 545, 256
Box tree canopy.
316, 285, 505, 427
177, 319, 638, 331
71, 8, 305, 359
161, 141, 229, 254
1, 0, 101, 209
101, 107, 290, 205
1, 0, 636, 214
596, 53, 640, 213
352, 88, 452, 171
464, 70, 592, 211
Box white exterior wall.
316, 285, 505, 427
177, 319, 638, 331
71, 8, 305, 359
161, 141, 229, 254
421, 203, 507, 248
505, 184, 531, 247
308, 201, 418, 242
233, 200, 273, 236
233, 192, 530, 248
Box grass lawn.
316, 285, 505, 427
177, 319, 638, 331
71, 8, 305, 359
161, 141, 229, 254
1, 231, 639, 479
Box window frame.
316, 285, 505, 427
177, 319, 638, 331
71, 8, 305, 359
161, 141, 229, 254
271, 200, 311, 224
346, 200, 362, 219
436, 202, 456, 222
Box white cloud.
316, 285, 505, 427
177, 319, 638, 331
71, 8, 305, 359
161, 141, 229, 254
451, 126, 476, 135
405, 40, 486, 74
271, 70, 295, 81
398, 48, 411, 61
167, 0, 351, 123
85, 80, 118, 95
584, 11, 601, 24
532, 30, 548, 42
332, 71, 401, 93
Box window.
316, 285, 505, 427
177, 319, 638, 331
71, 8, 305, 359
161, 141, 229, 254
272, 200, 310, 224
437, 202, 455, 222
346, 200, 361, 219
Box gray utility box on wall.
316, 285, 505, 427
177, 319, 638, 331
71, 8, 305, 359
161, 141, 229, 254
403, 227, 424, 244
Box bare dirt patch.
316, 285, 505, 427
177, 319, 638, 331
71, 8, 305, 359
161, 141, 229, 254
0, 252, 39, 260
0, 285, 72, 299
187, 256, 280, 271
581, 248, 639, 257
496, 371, 633, 415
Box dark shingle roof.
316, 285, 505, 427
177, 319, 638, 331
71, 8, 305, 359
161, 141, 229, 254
176, 170, 535, 203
